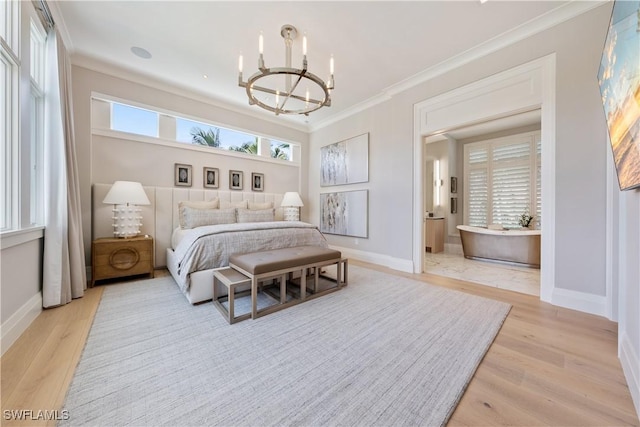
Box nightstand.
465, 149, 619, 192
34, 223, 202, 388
91, 235, 154, 287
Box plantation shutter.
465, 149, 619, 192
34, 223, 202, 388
465, 145, 489, 227
463, 131, 541, 229
491, 141, 531, 228
468, 169, 488, 226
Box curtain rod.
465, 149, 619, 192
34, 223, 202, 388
33, 0, 55, 29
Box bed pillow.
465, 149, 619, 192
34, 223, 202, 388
236, 208, 275, 223
178, 199, 219, 228
248, 201, 273, 210
220, 200, 248, 209
181, 207, 236, 229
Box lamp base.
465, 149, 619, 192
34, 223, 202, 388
112, 205, 143, 238
283, 206, 300, 221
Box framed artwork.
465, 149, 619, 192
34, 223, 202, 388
320, 133, 369, 186
203, 167, 219, 189
229, 170, 243, 190
597, 0, 640, 190
451, 197, 457, 214
320, 190, 368, 238
450, 176, 457, 194
251, 173, 264, 192
175, 163, 192, 187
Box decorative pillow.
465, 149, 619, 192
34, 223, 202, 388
248, 201, 274, 210
181, 207, 236, 229
236, 208, 275, 223
220, 200, 248, 209
178, 199, 219, 228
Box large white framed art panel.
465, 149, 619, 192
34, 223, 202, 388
320, 190, 368, 238
320, 133, 369, 186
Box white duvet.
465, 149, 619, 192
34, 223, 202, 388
172, 221, 328, 292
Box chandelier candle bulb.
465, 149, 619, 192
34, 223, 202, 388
330, 55, 334, 74
238, 55, 243, 73
303, 35, 307, 56
259, 32, 263, 54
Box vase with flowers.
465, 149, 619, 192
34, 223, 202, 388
518, 208, 534, 229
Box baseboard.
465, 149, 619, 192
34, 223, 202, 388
328, 245, 414, 273
619, 331, 640, 420
1, 292, 42, 356
551, 287, 607, 317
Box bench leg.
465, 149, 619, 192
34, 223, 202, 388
343, 259, 348, 286
301, 268, 306, 300
228, 284, 235, 323
251, 277, 258, 319
337, 260, 342, 289
280, 274, 287, 304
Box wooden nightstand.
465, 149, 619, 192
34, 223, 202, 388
91, 235, 154, 287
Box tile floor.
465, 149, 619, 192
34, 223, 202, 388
424, 247, 540, 296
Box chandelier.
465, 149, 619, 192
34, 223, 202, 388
238, 25, 334, 116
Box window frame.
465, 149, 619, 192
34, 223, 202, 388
29, 18, 45, 227
1, 0, 21, 232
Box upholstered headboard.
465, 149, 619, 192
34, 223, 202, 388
92, 184, 284, 268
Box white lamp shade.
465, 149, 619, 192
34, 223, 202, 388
103, 181, 150, 205
281, 192, 304, 207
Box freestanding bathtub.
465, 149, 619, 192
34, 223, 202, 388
457, 225, 541, 268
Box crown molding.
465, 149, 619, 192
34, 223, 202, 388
311, 0, 608, 132
71, 53, 310, 134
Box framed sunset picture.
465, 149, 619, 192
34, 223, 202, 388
597, 0, 640, 190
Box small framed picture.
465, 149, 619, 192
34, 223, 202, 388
203, 167, 219, 188
451, 197, 458, 214
450, 176, 458, 194
175, 163, 192, 187
229, 170, 243, 190
251, 173, 264, 192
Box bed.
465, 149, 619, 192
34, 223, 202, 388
92, 184, 327, 304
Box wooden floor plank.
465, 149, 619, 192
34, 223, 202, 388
1, 264, 638, 426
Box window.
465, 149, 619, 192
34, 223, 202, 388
176, 117, 257, 152
270, 140, 290, 160
1, 0, 20, 231
29, 20, 45, 226
111, 102, 159, 137
464, 131, 541, 229
100, 98, 298, 162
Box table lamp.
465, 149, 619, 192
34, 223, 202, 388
281, 192, 304, 221
103, 181, 151, 238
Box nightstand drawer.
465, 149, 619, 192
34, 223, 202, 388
91, 236, 154, 286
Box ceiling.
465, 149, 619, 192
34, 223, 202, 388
52, 1, 576, 131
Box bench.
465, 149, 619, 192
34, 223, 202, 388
229, 246, 347, 319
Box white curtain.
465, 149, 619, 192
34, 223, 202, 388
42, 28, 86, 308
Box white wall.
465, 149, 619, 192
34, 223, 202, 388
309, 4, 611, 295
71, 64, 310, 264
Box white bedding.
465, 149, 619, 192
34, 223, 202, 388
171, 221, 328, 293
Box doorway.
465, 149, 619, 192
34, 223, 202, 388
413, 54, 556, 303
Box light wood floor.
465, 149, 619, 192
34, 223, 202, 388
2, 262, 638, 426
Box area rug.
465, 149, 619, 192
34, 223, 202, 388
61, 265, 510, 426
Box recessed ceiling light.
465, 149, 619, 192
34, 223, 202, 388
203, 74, 208, 79
131, 46, 152, 59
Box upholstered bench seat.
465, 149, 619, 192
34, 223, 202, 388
229, 245, 347, 319
230, 246, 342, 275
